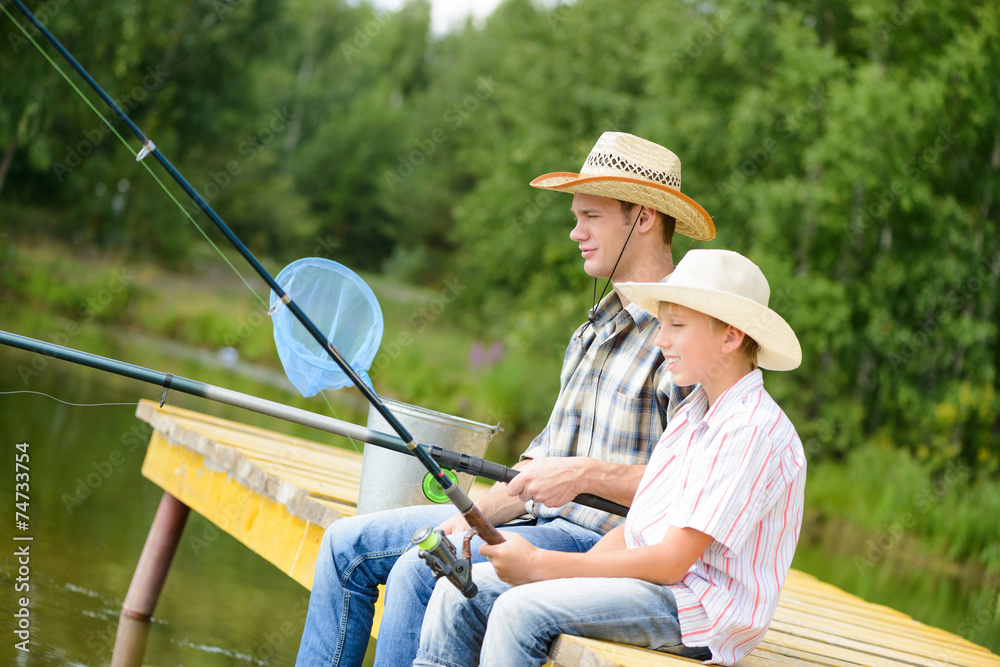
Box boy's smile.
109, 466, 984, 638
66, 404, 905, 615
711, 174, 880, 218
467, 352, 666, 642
654, 302, 751, 405
654, 303, 723, 387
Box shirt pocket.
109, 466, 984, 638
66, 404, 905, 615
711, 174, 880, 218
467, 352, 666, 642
599, 388, 659, 464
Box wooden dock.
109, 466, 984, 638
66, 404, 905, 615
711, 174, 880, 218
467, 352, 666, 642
133, 400, 1000, 666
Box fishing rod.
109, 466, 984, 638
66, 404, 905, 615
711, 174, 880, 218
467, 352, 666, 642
0, 329, 629, 517
5, 0, 503, 552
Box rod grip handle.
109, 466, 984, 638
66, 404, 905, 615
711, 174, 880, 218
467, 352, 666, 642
428, 447, 627, 516
573, 493, 629, 517
462, 507, 504, 545
429, 446, 516, 483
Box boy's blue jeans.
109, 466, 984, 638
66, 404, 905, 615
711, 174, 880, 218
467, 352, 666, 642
294, 504, 601, 667
414, 562, 714, 667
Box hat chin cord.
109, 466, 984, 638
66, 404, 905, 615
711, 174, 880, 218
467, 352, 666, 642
587, 208, 643, 324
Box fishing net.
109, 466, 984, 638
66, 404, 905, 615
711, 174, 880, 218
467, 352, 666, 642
269, 258, 383, 397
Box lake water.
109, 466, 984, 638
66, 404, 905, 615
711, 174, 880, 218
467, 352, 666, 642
0, 325, 359, 666
1, 323, 997, 665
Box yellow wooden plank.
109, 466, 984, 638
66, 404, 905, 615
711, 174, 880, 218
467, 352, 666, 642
141, 432, 314, 588
773, 573, 999, 664
773, 602, 999, 661
752, 630, 915, 667
139, 404, 388, 639
139, 400, 357, 454
779, 586, 915, 623
546, 635, 703, 666
546, 628, 908, 667
161, 416, 360, 469
138, 399, 491, 501
742, 644, 866, 667
775, 591, 995, 654
767, 620, 1000, 667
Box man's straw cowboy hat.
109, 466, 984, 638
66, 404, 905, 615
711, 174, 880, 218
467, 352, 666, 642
530, 132, 715, 241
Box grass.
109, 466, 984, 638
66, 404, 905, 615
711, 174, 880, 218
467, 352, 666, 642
805, 442, 1000, 578
0, 237, 560, 463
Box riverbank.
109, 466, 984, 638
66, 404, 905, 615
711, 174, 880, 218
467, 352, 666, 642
2, 237, 999, 629
1, 236, 561, 461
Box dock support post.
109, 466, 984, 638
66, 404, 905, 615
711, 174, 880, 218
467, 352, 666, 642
111, 491, 191, 666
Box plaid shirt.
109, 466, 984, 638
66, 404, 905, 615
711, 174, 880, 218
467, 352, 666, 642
521, 290, 692, 535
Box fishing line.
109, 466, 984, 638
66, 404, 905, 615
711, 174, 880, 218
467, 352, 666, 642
0, 328, 631, 517
320, 391, 362, 454
0, 3, 267, 309
586, 207, 643, 324
6, 0, 508, 550
4, 1, 362, 454
583, 206, 643, 461
0, 3, 370, 441
0, 390, 136, 408
3, 6, 367, 470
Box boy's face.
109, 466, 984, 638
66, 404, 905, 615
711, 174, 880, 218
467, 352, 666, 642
654, 302, 732, 390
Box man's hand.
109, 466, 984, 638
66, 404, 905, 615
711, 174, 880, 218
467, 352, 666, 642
509, 457, 645, 508
479, 531, 544, 586
505, 457, 592, 507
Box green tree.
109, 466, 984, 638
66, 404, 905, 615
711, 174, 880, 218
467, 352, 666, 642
284, 0, 434, 270
385, 0, 1000, 467
1, 0, 316, 260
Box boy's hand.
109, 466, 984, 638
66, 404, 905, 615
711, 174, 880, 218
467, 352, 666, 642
479, 532, 544, 586
436, 513, 471, 535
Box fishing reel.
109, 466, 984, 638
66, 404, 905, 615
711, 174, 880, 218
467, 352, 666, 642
411, 525, 478, 599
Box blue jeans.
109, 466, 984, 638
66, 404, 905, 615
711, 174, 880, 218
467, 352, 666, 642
414, 562, 714, 667
294, 505, 601, 667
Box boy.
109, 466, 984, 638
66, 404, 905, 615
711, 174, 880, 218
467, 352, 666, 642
414, 249, 806, 666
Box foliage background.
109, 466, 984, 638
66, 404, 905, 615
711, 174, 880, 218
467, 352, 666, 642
2, 0, 999, 571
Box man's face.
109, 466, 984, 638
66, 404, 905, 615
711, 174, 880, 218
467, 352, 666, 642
569, 193, 634, 279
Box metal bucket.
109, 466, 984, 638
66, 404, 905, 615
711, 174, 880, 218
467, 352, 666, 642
356, 398, 501, 515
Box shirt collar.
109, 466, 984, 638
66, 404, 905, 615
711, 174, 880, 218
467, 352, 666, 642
702, 369, 765, 423
591, 289, 657, 332
625, 299, 655, 331
624, 272, 672, 332
679, 369, 764, 427
590, 289, 624, 326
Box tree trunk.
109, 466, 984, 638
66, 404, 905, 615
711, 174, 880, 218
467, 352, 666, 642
0, 138, 17, 198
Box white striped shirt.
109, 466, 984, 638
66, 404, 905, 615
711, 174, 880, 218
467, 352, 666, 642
624, 370, 806, 665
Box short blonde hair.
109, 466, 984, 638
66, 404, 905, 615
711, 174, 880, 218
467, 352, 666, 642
707, 315, 760, 369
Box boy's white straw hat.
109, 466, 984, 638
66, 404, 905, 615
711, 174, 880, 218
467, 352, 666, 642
530, 132, 715, 241
618, 249, 802, 371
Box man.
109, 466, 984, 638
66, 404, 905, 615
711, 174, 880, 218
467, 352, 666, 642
294, 131, 716, 666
